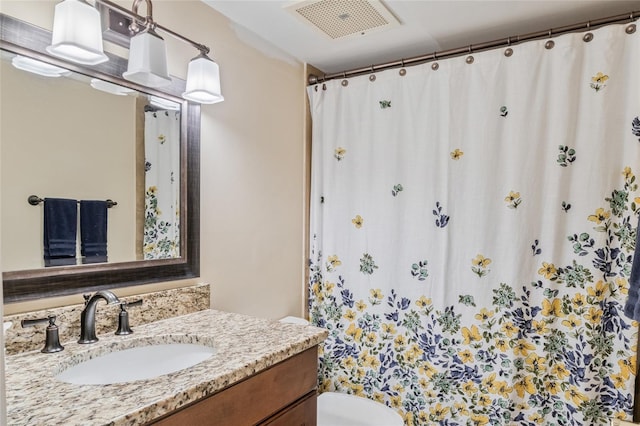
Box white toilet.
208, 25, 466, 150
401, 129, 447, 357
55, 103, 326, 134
317, 392, 404, 426
279, 317, 404, 426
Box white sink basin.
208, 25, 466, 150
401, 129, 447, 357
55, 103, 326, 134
56, 343, 216, 385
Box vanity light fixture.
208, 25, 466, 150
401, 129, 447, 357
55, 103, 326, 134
46, 0, 109, 65
183, 52, 224, 104
122, 0, 171, 88
11, 55, 71, 77
46, 0, 224, 103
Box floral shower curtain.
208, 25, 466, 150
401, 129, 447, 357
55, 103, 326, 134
144, 110, 180, 259
308, 23, 639, 425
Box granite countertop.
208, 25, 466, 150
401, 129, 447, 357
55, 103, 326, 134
5, 309, 327, 426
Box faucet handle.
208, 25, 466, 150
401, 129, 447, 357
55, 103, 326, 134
126, 299, 144, 308
115, 299, 143, 335
21, 316, 50, 328
21, 315, 64, 353
82, 293, 91, 305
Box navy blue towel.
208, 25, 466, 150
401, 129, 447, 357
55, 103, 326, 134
80, 200, 108, 264
623, 214, 640, 320
43, 198, 77, 267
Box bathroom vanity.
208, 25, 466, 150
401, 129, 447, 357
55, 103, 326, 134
4, 309, 327, 425
151, 346, 318, 425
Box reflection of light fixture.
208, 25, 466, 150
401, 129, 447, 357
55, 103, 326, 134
46, 0, 223, 103
11, 55, 71, 77
149, 95, 180, 111
183, 52, 224, 104
90, 78, 136, 95
46, 0, 108, 65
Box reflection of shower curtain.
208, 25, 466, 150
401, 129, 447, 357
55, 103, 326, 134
308, 24, 639, 425
144, 110, 180, 259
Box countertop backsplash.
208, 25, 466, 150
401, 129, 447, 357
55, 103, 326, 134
3, 283, 210, 355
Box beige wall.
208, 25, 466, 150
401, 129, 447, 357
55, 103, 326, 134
1, 1, 307, 320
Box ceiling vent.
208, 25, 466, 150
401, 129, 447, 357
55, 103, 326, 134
284, 0, 400, 40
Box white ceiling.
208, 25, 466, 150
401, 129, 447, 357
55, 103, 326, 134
203, 0, 640, 75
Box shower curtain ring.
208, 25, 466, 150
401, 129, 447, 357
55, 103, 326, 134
369, 65, 376, 81
466, 45, 474, 64
399, 59, 407, 76
341, 72, 349, 86
545, 30, 555, 49
583, 21, 594, 42
504, 37, 514, 57
431, 52, 439, 70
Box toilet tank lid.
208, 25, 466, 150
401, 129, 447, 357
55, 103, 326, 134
278, 316, 311, 325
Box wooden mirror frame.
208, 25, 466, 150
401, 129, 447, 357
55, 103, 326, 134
0, 13, 200, 303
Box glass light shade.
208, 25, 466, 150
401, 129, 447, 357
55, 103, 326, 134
46, 0, 108, 65
123, 29, 172, 88
12, 56, 70, 77
182, 54, 224, 104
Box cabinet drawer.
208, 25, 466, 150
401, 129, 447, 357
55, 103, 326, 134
151, 346, 318, 426
261, 391, 316, 426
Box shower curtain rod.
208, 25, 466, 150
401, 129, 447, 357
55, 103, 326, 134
308, 10, 638, 85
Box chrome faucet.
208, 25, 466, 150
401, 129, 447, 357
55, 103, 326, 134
78, 290, 120, 344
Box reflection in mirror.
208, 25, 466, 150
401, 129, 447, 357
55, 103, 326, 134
1, 50, 181, 271
1, 13, 200, 303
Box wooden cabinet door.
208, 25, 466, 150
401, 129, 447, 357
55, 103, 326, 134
150, 346, 318, 426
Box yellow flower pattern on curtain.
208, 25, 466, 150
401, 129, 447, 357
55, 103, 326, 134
144, 110, 180, 259
307, 24, 639, 425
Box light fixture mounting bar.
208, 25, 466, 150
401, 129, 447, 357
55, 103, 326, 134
94, 0, 210, 54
